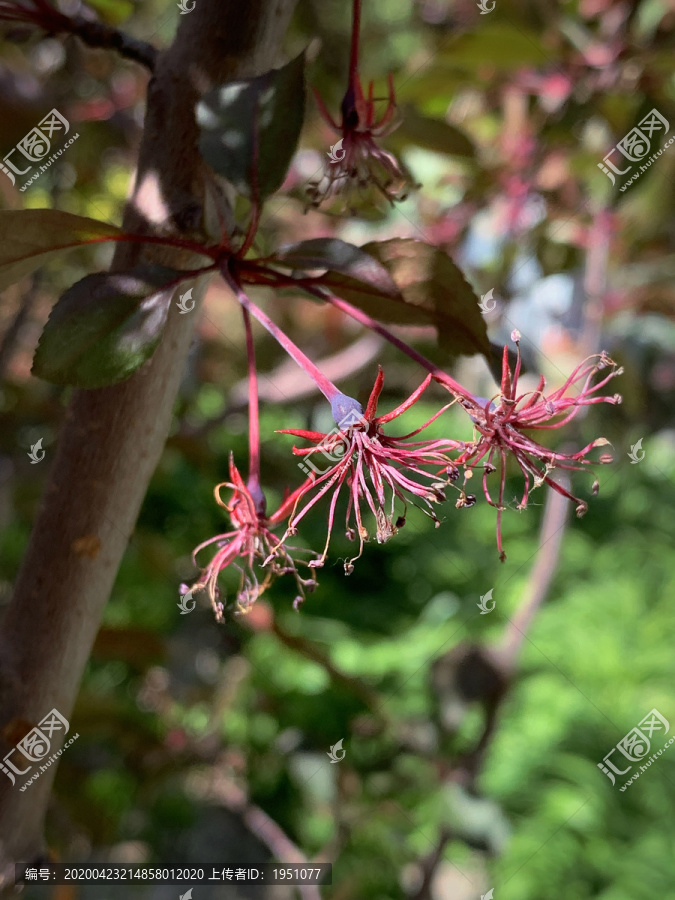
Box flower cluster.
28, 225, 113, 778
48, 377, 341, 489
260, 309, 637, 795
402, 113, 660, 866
277, 370, 462, 572
189, 456, 318, 619
308, 74, 414, 209
190, 335, 621, 616
444, 333, 622, 560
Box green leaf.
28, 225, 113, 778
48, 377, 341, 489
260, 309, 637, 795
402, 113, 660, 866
318, 239, 489, 359
32, 265, 181, 388
196, 51, 306, 200
274, 238, 402, 301
392, 106, 475, 159
439, 25, 552, 70
0, 210, 123, 293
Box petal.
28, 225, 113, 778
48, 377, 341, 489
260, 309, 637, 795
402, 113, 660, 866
277, 428, 328, 441
310, 85, 340, 131
375, 374, 433, 424
364, 366, 385, 420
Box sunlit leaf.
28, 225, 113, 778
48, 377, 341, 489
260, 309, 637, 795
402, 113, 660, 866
32, 264, 181, 388
197, 51, 306, 200
274, 238, 402, 301
0, 210, 123, 293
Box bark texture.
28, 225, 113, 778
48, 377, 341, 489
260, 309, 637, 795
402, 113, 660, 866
0, 0, 297, 875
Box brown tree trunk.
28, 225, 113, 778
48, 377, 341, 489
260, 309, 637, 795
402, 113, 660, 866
0, 0, 297, 878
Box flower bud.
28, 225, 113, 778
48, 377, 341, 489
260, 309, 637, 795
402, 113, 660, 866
330, 393, 365, 429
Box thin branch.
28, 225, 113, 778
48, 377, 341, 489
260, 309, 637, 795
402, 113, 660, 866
0, 1, 158, 71
65, 16, 158, 71
496, 481, 570, 670
496, 208, 611, 671
192, 771, 322, 900
348, 0, 361, 83
257, 276, 474, 403
410, 827, 452, 900
271, 618, 388, 726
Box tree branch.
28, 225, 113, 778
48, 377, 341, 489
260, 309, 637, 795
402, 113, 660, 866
0, 1, 158, 71
65, 16, 158, 72
0, 0, 297, 878
191, 770, 322, 900
410, 827, 451, 900
271, 618, 388, 725
496, 479, 570, 671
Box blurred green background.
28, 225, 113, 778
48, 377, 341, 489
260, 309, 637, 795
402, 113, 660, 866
1, 0, 675, 897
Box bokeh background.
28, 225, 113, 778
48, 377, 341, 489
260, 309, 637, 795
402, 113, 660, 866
1, 0, 675, 897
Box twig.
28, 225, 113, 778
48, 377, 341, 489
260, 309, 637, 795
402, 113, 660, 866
272, 618, 388, 726
0, 1, 157, 71
410, 827, 451, 900
193, 772, 323, 900
496, 479, 570, 671
442, 483, 570, 787
65, 16, 158, 72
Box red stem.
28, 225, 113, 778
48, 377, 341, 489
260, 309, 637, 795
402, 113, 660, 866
302, 285, 475, 403
222, 268, 342, 404
349, 0, 362, 83
241, 306, 261, 491
238, 263, 476, 400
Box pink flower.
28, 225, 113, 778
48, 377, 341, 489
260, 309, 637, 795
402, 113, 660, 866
190, 456, 318, 618
443, 333, 622, 561
308, 74, 414, 209
278, 368, 462, 572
